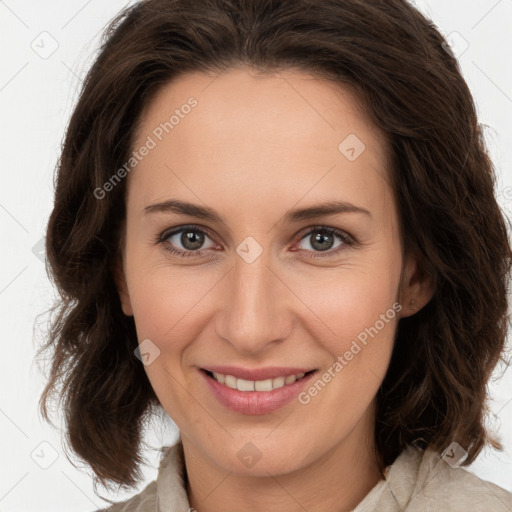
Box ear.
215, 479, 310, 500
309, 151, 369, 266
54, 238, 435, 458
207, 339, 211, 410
398, 250, 434, 319
112, 255, 133, 317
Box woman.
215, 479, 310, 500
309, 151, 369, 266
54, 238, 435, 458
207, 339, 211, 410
37, 0, 512, 510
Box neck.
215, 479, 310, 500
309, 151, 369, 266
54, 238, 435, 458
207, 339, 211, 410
182, 418, 384, 512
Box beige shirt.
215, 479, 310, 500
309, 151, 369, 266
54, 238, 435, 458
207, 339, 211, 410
98, 441, 512, 511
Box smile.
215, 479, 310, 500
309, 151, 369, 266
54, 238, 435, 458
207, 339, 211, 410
210, 371, 306, 391
200, 367, 317, 415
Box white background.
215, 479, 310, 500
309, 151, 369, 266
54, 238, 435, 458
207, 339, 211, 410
1, 0, 511, 510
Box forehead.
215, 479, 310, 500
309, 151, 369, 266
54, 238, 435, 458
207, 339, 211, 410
128, 67, 392, 213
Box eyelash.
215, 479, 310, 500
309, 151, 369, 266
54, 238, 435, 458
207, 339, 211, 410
156, 224, 356, 259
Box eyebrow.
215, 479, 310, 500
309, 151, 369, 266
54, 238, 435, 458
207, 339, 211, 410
143, 198, 371, 224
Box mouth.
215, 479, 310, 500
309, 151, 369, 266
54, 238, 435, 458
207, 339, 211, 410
202, 369, 315, 391
199, 367, 317, 415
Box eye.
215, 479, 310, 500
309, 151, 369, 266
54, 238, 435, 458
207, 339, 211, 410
294, 226, 354, 258
157, 224, 356, 259
158, 225, 216, 257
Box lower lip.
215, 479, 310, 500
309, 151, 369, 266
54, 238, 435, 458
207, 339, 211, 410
200, 369, 316, 415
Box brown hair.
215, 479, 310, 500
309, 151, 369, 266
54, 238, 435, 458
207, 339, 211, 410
36, 0, 512, 493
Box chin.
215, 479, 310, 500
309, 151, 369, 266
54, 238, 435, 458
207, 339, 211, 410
192, 429, 318, 477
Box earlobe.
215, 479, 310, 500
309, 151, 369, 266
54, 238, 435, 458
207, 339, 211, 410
119, 294, 134, 317
398, 251, 434, 319
113, 257, 133, 317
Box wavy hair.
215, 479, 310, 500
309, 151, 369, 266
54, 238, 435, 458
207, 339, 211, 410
36, 0, 512, 492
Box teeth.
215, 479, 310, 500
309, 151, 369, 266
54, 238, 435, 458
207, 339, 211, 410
255, 379, 273, 391
237, 378, 255, 391
284, 375, 296, 385
273, 376, 285, 388
224, 375, 237, 388
213, 372, 225, 384
211, 371, 307, 391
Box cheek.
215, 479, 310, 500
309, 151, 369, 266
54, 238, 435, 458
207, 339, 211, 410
124, 264, 209, 417
291, 252, 401, 355
295, 276, 400, 426
125, 250, 217, 343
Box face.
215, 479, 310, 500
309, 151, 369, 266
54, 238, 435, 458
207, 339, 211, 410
116, 67, 428, 477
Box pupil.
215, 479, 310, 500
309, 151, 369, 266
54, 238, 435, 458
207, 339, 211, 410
182, 230, 204, 250
312, 231, 333, 251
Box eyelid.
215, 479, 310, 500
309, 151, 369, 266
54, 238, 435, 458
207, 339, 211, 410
158, 223, 216, 244
293, 225, 357, 257
157, 224, 218, 257
295, 224, 356, 244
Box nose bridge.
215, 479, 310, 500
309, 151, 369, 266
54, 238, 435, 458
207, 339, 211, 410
215, 248, 290, 353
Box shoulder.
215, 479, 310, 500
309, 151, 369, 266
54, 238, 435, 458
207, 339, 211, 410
384, 445, 512, 511
93, 441, 187, 511
94, 480, 158, 512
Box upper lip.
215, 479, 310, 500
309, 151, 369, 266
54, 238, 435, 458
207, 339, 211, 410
201, 366, 314, 381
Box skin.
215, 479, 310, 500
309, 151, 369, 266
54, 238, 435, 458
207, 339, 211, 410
115, 67, 433, 512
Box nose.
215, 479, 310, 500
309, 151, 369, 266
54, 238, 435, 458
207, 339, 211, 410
214, 249, 293, 355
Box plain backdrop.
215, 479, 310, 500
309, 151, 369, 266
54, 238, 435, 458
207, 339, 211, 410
1, 0, 511, 510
